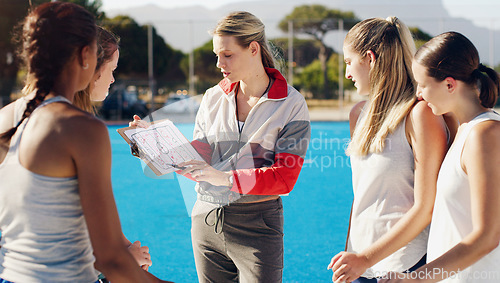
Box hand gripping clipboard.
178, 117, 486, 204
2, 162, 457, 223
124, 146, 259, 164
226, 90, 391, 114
117, 119, 203, 176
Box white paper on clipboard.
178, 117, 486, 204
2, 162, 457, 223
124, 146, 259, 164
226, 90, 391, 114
118, 119, 203, 176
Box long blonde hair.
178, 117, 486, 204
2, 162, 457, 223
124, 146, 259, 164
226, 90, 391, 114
212, 11, 275, 69
346, 17, 416, 156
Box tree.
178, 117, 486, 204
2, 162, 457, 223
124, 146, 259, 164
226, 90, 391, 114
180, 40, 220, 94
59, 0, 105, 20
279, 5, 358, 99
0, 0, 105, 107
0, 0, 34, 106
270, 37, 332, 69
409, 27, 432, 49
0, 1, 186, 107
294, 53, 353, 98
102, 16, 185, 89
495, 64, 500, 107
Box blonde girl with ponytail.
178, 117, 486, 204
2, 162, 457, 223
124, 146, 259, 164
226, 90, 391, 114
327, 17, 452, 282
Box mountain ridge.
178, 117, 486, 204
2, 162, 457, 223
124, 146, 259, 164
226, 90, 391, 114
106, 0, 499, 65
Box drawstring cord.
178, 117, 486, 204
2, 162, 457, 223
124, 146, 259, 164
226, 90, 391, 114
205, 206, 225, 234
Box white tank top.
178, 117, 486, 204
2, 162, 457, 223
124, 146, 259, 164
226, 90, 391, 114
0, 97, 97, 282
428, 111, 500, 282
13, 96, 28, 127
347, 116, 428, 278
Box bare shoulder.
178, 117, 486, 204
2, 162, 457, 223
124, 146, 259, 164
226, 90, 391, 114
349, 100, 367, 123
349, 100, 367, 135
60, 106, 111, 160
64, 109, 108, 142
462, 119, 500, 175
40, 103, 108, 144
408, 100, 437, 121
466, 119, 500, 149
406, 101, 447, 147
407, 101, 445, 129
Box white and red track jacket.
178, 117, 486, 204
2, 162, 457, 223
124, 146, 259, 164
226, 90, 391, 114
192, 68, 310, 204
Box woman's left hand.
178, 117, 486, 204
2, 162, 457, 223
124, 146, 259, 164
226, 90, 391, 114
178, 160, 232, 187
127, 241, 152, 271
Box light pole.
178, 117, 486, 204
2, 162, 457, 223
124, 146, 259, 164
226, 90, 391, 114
288, 20, 294, 86
338, 19, 344, 109
189, 21, 195, 96
148, 24, 156, 110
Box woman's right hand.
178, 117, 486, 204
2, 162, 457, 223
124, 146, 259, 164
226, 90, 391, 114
328, 251, 370, 283
129, 114, 151, 128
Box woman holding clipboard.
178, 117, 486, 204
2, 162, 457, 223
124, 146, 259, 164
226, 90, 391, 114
130, 11, 310, 282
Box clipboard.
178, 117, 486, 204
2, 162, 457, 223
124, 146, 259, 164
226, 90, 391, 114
117, 119, 203, 176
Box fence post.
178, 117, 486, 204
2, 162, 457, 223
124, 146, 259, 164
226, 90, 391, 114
148, 24, 155, 110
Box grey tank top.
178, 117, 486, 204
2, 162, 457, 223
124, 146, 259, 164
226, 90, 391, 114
0, 97, 97, 282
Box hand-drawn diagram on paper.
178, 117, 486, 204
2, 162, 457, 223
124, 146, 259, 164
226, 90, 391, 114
123, 120, 203, 175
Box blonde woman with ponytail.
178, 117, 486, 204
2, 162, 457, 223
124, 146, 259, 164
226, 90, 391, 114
131, 11, 310, 282
327, 17, 451, 282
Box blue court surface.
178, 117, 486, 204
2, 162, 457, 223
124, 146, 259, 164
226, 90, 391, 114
109, 121, 353, 282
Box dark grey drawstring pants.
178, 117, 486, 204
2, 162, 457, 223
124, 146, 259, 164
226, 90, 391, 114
191, 198, 284, 283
